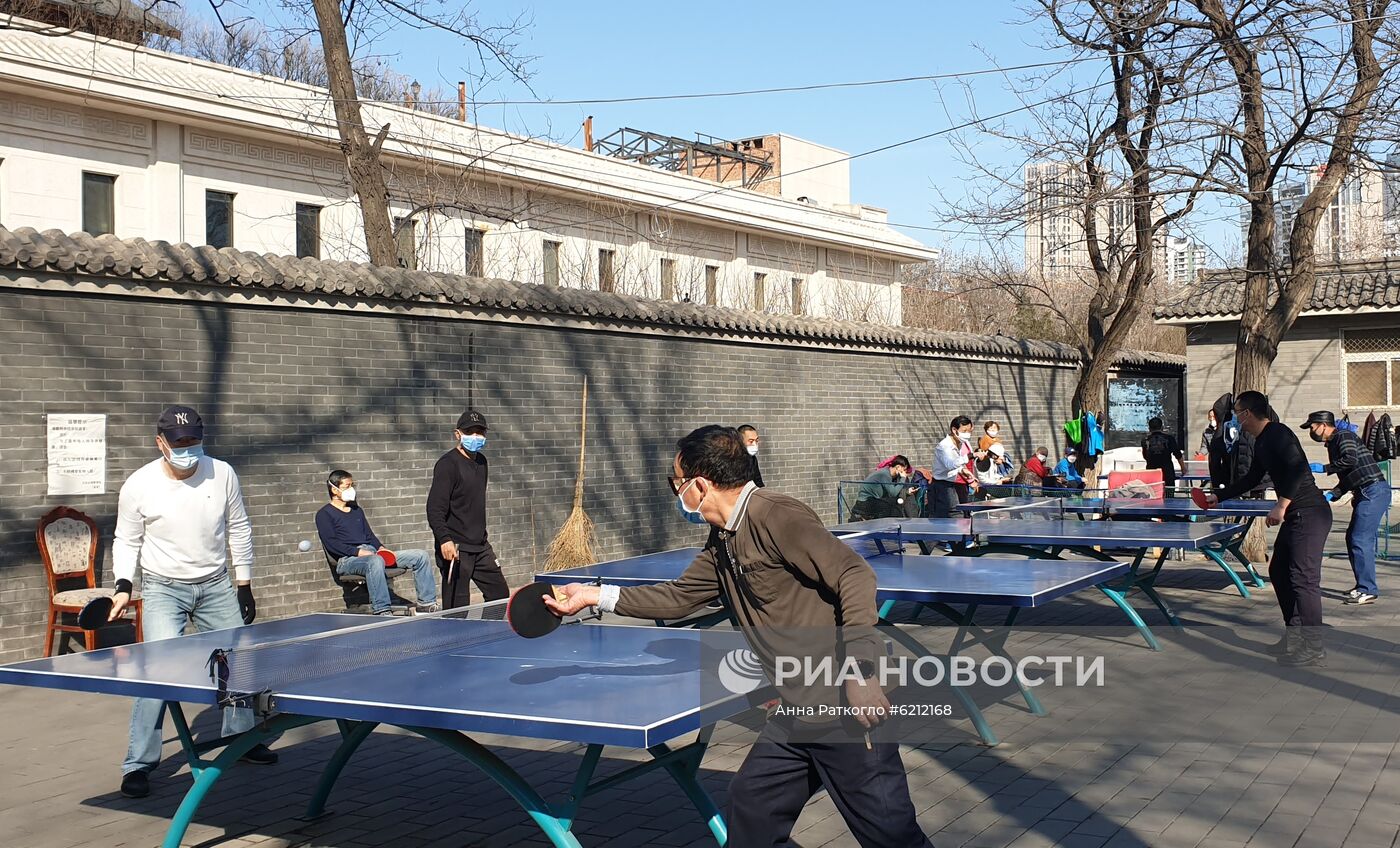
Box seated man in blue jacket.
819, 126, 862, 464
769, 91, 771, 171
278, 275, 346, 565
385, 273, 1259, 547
316, 470, 439, 614
1053, 447, 1086, 490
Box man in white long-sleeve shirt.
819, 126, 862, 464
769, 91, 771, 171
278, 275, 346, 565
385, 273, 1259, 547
109, 406, 276, 799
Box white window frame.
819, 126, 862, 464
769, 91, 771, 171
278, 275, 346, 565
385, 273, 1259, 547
1340, 328, 1400, 409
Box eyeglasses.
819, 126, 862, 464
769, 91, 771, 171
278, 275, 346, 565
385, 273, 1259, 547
667, 475, 689, 495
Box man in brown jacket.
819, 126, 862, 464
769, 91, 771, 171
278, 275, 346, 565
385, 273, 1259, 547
548, 425, 932, 848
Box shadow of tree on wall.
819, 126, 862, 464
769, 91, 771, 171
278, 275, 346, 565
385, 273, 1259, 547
0, 289, 1133, 661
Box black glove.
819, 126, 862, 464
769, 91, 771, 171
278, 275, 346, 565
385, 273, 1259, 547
237, 584, 257, 625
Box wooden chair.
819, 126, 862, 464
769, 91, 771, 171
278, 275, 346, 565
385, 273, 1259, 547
38, 506, 142, 656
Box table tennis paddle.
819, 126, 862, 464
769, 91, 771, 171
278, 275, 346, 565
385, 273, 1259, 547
507, 582, 566, 638
377, 550, 398, 568
1190, 487, 1212, 510
77, 596, 114, 630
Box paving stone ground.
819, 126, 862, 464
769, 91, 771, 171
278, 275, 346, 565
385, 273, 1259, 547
3, 505, 1400, 848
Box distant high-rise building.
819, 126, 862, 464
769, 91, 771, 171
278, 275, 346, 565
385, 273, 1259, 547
1023, 161, 1158, 280
1158, 235, 1207, 287
1240, 163, 1391, 262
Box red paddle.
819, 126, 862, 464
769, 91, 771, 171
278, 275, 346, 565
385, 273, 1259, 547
1190, 487, 1212, 510
507, 582, 564, 638
377, 550, 398, 568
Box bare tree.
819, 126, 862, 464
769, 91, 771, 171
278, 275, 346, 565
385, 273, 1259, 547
939, 0, 1216, 411
1178, 0, 1400, 393
175, 0, 533, 267
901, 252, 1186, 353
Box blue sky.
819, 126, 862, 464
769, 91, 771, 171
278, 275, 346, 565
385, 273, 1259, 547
250, 0, 1241, 264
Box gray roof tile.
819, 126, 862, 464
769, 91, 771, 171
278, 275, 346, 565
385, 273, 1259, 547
0, 226, 1182, 367
1156, 262, 1400, 320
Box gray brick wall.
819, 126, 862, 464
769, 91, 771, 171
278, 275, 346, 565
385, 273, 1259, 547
0, 285, 1151, 662
1183, 313, 1397, 466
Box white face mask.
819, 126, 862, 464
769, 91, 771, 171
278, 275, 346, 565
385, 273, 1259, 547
987, 428, 999, 437
338, 486, 357, 503
1036, 454, 1048, 463
746, 444, 759, 457
957, 431, 972, 442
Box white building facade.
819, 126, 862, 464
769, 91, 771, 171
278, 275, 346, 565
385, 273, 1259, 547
0, 24, 934, 323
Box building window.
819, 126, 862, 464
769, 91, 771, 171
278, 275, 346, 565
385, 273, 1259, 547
394, 217, 417, 270
791, 277, 805, 316
660, 258, 676, 300
82, 172, 115, 236
465, 228, 485, 276
205, 190, 235, 249
705, 265, 719, 305
598, 249, 616, 292
543, 240, 561, 286
1342, 329, 1400, 407
295, 203, 321, 259
753, 272, 766, 311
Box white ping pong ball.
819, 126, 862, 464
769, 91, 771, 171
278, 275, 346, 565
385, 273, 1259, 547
298, 540, 312, 552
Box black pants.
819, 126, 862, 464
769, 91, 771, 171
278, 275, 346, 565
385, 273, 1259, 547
927, 480, 967, 518
727, 720, 932, 848
1270, 504, 1332, 628
436, 544, 510, 608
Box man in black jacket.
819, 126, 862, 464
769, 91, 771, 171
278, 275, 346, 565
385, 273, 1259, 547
1208, 392, 1275, 496
1207, 391, 1332, 666
738, 424, 765, 487
1303, 410, 1387, 605
426, 409, 509, 608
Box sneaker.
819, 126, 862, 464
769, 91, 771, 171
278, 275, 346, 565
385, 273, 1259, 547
373, 609, 395, 616
1346, 588, 1363, 600
240, 743, 279, 765
1264, 633, 1295, 655
415, 603, 441, 614
1346, 593, 1379, 605
119, 770, 150, 798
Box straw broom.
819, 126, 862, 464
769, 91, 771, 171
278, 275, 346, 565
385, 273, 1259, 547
544, 378, 598, 571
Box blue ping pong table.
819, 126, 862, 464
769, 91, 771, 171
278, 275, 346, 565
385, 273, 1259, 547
0, 613, 769, 848
827, 517, 1249, 643
955, 496, 1271, 596
538, 547, 1131, 746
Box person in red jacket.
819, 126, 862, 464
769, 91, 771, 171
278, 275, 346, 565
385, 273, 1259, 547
1016, 446, 1053, 487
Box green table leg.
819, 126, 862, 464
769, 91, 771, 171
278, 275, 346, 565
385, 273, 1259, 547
304, 719, 379, 818
162, 713, 318, 848
409, 725, 585, 848
878, 619, 999, 746
1202, 548, 1252, 597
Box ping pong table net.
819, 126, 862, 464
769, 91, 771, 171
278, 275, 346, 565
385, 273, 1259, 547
208, 600, 518, 712
967, 497, 1074, 532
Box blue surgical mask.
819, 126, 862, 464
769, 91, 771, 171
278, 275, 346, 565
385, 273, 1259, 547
166, 444, 204, 470
676, 479, 708, 525
461, 434, 486, 452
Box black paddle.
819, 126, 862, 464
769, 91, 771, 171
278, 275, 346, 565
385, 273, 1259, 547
77, 596, 114, 631
507, 582, 564, 639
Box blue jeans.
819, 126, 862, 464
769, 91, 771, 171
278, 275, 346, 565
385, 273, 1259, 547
124, 570, 254, 775
1347, 479, 1389, 596
336, 549, 437, 612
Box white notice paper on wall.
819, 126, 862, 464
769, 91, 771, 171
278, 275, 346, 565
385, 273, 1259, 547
47, 414, 106, 496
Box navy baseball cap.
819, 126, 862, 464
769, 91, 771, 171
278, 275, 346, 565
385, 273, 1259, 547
157, 406, 204, 441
